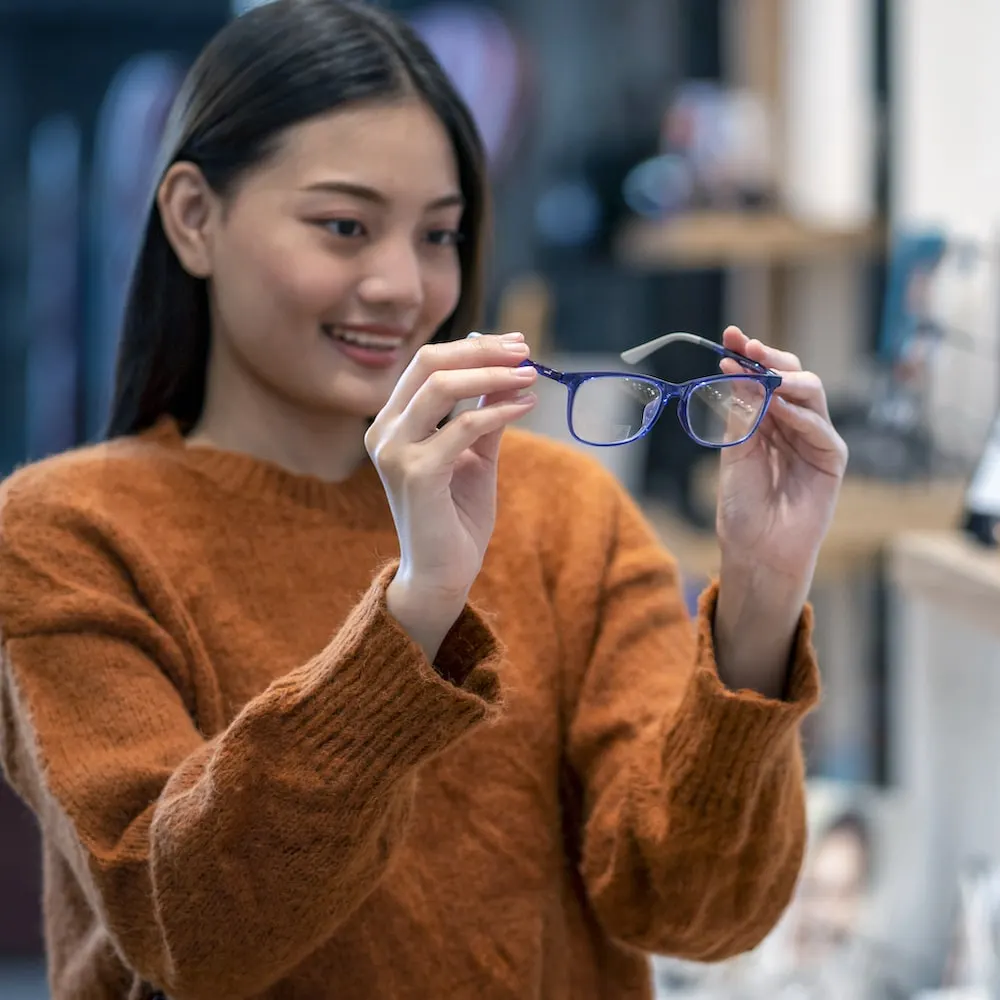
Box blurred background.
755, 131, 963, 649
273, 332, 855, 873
3, 0, 1000, 997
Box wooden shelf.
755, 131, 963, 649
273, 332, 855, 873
640, 476, 966, 582
889, 531, 1000, 638
615, 211, 886, 269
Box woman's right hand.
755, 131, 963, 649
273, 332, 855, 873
364, 331, 538, 662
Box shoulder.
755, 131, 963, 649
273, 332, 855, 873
0, 435, 187, 627
0, 433, 178, 530
0, 436, 187, 635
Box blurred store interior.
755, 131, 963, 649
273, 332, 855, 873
4, 0, 1000, 997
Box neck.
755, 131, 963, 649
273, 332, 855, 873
189, 341, 370, 484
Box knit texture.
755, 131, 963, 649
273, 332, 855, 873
0, 418, 820, 1000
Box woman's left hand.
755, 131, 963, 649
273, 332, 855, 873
716, 325, 848, 585
711, 327, 847, 697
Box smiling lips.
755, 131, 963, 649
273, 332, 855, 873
321, 323, 408, 369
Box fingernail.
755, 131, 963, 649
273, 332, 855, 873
466, 331, 483, 339
503, 341, 530, 353
514, 364, 536, 376
500, 331, 524, 342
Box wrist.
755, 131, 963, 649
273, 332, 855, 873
713, 559, 810, 699
385, 572, 468, 665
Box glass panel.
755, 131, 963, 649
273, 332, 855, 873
570, 375, 662, 445
687, 377, 767, 445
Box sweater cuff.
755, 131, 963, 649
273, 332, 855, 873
658, 580, 820, 826
265, 563, 506, 805
371, 560, 504, 690
695, 578, 821, 709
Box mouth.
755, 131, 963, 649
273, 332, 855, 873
321, 325, 406, 352
320, 324, 408, 370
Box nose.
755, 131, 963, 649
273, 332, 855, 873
356, 237, 424, 312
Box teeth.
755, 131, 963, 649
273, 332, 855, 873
325, 327, 403, 351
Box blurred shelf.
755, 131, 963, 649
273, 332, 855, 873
614, 211, 886, 270
641, 476, 966, 582
889, 530, 1000, 637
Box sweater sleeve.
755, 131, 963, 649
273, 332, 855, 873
564, 484, 820, 962
0, 499, 504, 1000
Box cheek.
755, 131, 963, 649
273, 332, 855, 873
422, 259, 462, 326
215, 224, 352, 326
260, 245, 355, 318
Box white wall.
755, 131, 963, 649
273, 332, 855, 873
887, 5, 1000, 978
892, 0, 1000, 235
892, 0, 1000, 462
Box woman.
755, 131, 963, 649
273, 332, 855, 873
0, 2, 847, 998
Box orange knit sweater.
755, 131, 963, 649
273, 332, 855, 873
0, 417, 819, 1000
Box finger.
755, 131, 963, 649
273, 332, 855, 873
771, 370, 831, 420
468, 386, 531, 462
722, 327, 801, 373
382, 332, 530, 419
721, 358, 831, 418
399, 364, 537, 442
743, 337, 802, 372
722, 325, 750, 355
472, 332, 530, 413
477, 384, 530, 408
426, 393, 538, 466
764, 397, 849, 471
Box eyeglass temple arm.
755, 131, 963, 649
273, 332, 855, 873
521, 359, 574, 383
620, 332, 772, 374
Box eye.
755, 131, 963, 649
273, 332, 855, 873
324, 219, 366, 238
426, 229, 464, 247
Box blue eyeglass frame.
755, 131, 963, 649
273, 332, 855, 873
519, 332, 783, 448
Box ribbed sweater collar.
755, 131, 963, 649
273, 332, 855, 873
140, 416, 394, 527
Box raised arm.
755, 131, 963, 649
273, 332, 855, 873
563, 483, 820, 961
0, 499, 503, 999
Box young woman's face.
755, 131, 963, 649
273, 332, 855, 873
182, 98, 465, 419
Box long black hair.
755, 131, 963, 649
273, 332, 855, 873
106, 0, 489, 439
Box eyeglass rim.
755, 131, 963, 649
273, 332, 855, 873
562, 372, 777, 448
678, 378, 774, 448
523, 364, 780, 448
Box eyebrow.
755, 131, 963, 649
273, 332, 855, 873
302, 180, 464, 210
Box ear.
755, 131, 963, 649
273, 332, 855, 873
157, 162, 221, 279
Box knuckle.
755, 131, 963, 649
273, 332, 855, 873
425, 369, 450, 392
414, 342, 441, 371
453, 408, 480, 434
368, 438, 392, 468
366, 425, 400, 468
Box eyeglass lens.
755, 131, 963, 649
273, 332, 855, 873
568, 373, 768, 446
570, 376, 662, 445
686, 377, 768, 446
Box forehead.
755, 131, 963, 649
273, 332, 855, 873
260, 98, 460, 196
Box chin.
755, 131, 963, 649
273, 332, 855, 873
323, 365, 412, 416
311, 386, 394, 421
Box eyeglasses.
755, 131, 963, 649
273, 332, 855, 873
521, 332, 782, 448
